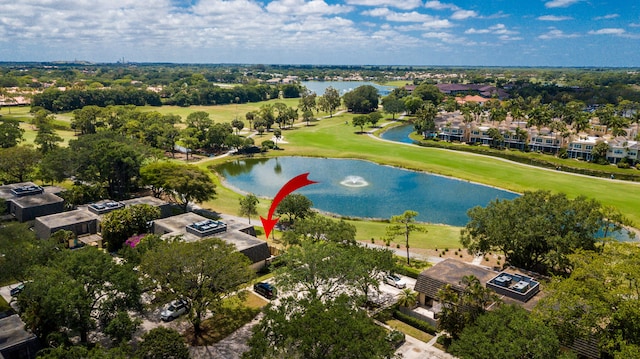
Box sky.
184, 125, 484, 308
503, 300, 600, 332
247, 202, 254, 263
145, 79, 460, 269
1, 0, 639, 67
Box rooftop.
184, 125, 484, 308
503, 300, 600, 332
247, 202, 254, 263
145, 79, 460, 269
35, 209, 98, 228
10, 192, 64, 208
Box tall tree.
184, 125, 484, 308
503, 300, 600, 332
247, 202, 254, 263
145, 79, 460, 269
244, 295, 394, 359
317, 86, 341, 117
137, 327, 190, 359
281, 215, 356, 247
18, 246, 141, 344
382, 95, 405, 119
449, 305, 563, 359
385, 210, 428, 265
275, 193, 314, 225
239, 193, 259, 224
141, 238, 254, 339
0, 145, 41, 183
0, 118, 25, 148
414, 102, 438, 139
342, 85, 379, 113
461, 190, 623, 275
534, 242, 640, 357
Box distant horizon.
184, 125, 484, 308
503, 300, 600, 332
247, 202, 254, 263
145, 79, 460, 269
1, 60, 639, 70
2, 1, 639, 67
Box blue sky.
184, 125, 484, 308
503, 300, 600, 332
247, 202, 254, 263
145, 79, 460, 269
1, 0, 639, 66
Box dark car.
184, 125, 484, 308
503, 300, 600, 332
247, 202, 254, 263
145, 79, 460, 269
253, 282, 275, 299
10, 283, 25, 297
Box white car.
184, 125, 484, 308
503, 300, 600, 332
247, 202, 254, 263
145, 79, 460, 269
384, 274, 407, 289
160, 299, 188, 321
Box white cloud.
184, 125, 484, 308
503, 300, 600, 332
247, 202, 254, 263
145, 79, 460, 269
544, 0, 582, 8
451, 10, 478, 20
631, 23, 640, 28
588, 28, 626, 35
422, 31, 476, 45
538, 28, 580, 39
424, 1, 458, 11
345, 0, 422, 10
499, 35, 523, 41
537, 15, 573, 21
465, 24, 517, 35
362, 7, 451, 26
266, 0, 353, 15
593, 14, 619, 20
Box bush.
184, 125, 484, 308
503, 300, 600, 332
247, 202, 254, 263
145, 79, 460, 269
393, 310, 437, 335
386, 330, 406, 349
395, 265, 422, 279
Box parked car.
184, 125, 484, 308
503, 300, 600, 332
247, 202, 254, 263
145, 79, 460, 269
160, 299, 188, 321
10, 283, 25, 297
253, 282, 276, 299
384, 274, 406, 289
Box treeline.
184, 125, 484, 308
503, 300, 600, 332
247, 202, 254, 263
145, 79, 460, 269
161, 83, 302, 107
507, 82, 640, 105
32, 88, 162, 112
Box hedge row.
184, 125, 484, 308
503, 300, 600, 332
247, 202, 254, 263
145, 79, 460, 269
393, 309, 438, 335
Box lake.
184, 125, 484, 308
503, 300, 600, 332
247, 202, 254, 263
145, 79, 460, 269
300, 81, 394, 96
216, 157, 519, 227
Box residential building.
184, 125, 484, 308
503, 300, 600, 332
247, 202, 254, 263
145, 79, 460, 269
0, 183, 64, 222
567, 136, 600, 161
0, 314, 40, 359
606, 138, 639, 164
152, 212, 271, 270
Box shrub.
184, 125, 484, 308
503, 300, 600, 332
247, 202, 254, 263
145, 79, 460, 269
393, 310, 437, 335
395, 265, 422, 279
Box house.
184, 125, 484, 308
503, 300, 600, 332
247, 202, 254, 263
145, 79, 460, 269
0, 314, 40, 359
413, 259, 498, 308
468, 125, 492, 145
33, 209, 99, 242
0, 183, 64, 222
567, 136, 600, 161
528, 128, 563, 154
606, 138, 639, 164
121, 196, 173, 218
152, 212, 271, 270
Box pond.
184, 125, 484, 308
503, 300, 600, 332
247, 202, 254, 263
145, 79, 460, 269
380, 123, 416, 144
217, 157, 519, 227
300, 81, 394, 97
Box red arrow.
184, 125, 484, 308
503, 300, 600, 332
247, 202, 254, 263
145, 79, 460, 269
260, 172, 317, 239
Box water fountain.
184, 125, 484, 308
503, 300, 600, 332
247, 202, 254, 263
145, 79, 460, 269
340, 175, 369, 188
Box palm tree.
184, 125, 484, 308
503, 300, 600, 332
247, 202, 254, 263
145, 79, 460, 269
397, 288, 418, 309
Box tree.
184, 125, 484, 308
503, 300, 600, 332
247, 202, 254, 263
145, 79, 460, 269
275, 240, 394, 304
317, 86, 340, 117
486, 127, 504, 149
275, 193, 313, 225
137, 327, 190, 359
0, 223, 59, 284
533, 242, 640, 357
159, 163, 216, 211
141, 238, 254, 339
298, 90, 317, 114
449, 305, 563, 359
244, 295, 394, 359
34, 123, 63, 154
385, 210, 427, 265
342, 85, 379, 113
239, 193, 259, 224
0, 145, 41, 183
18, 246, 141, 344
302, 109, 314, 126
412, 82, 444, 106
281, 215, 356, 246
403, 95, 423, 115
101, 204, 160, 253
414, 102, 437, 139
368, 111, 383, 127
436, 275, 500, 340
352, 115, 369, 133
272, 128, 282, 148
591, 141, 610, 165
461, 190, 621, 275
71, 105, 104, 135
66, 132, 153, 199
103, 311, 141, 345
397, 288, 418, 308
0, 118, 25, 148
382, 95, 405, 119
231, 118, 244, 135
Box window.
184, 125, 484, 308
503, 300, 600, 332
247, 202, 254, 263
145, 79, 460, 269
585, 145, 593, 150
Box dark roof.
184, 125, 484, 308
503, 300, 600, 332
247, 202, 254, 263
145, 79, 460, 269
0, 314, 38, 352
414, 259, 497, 298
